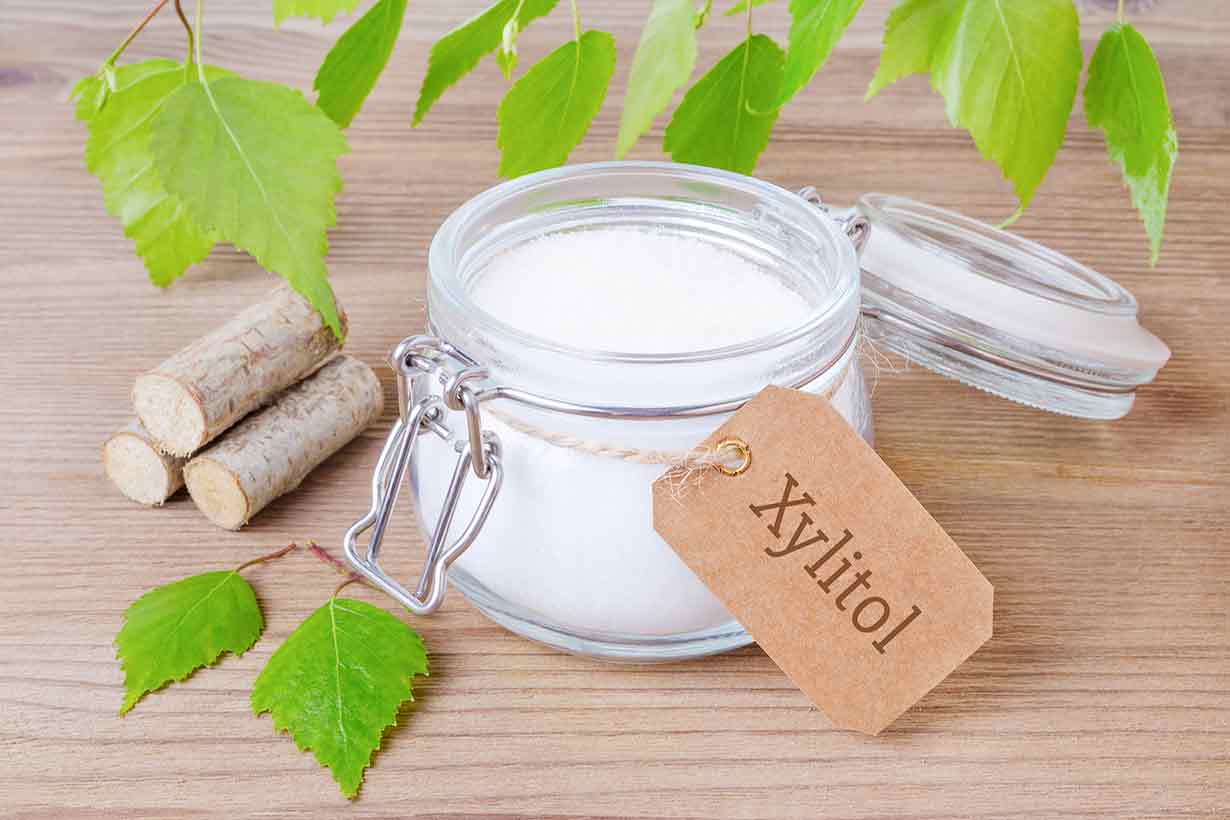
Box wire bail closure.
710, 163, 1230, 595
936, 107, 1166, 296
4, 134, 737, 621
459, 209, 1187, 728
798, 185, 871, 253
343, 336, 504, 615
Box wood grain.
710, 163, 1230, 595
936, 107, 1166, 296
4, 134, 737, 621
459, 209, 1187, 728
1, 1, 1226, 818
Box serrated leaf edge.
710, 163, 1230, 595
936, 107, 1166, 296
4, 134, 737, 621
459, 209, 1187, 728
251, 597, 427, 799
116, 570, 263, 715
152, 75, 348, 339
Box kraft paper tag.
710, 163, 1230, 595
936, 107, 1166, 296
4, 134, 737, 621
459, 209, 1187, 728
653, 386, 993, 735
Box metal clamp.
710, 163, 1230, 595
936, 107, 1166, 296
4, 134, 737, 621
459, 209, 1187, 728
343, 337, 503, 615
798, 186, 871, 253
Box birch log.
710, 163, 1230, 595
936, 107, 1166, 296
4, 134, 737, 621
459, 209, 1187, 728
102, 420, 187, 506
133, 285, 345, 456
183, 355, 384, 530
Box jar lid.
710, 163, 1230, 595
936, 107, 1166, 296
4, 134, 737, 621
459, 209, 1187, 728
847, 194, 1170, 420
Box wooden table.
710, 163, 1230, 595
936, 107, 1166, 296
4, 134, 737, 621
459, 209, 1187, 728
2, 1, 1226, 817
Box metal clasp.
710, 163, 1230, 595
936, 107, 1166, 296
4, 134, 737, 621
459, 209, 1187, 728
343, 336, 503, 615
798, 186, 871, 253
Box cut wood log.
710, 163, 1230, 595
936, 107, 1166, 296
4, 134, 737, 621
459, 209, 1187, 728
183, 355, 384, 530
133, 285, 346, 456
102, 420, 187, 506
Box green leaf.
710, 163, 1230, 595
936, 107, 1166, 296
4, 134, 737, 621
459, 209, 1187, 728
780, 0, 863, 104
80, 59, 222, 287
116, 570, 263, 715
725, 0, 775, 17
865, 0, 956, 99
251, 597, 428, 799
663, 34, 785, 175
151, 74, 349, 338
615, 0, 698, 159
496, 30, 616, 177
314, 0, 409, 127
413, 0, 560, 126
274, 0, 360, 24
1084, 22, 1177, 264
867, 0, 1082, 214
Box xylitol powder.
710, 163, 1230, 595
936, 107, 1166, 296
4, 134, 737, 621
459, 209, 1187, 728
470, 228, 812, 353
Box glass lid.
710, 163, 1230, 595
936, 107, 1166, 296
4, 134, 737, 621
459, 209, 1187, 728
845, 194, 1170, 420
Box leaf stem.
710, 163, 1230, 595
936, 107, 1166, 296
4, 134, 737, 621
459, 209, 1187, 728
696, 0, 712, 29
306, 541, 353, 577
509, 0, 527, 26
235, 542, 299, 573
174, 0, 195, 65
569, 0, 581, 40
193, 0, 206, 83
1117, 0, 1125, 22
744, 0, 752, 37
309, 542, 366, 595
333, 576, 362, 598
106, 0, 172, 65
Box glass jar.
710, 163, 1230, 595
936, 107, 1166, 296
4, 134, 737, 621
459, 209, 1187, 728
344, 161, 1169, 662
347, 162, 871, 660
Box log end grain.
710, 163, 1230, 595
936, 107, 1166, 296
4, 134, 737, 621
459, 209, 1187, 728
102, 422, 186, 505
132, 373, 207, 456
182, 457, 249, 530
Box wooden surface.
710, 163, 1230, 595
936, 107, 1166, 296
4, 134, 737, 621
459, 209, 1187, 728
2, 1, 1227, 817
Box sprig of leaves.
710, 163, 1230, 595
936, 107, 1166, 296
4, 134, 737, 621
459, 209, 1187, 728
75, 0, 1179, 336
114, 543, 429, 799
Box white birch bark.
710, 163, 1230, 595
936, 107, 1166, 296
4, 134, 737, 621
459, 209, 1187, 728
133, 285, 345, 456
183, 355, 384, 530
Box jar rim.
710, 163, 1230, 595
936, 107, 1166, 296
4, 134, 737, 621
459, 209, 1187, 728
427, 161, 861, 365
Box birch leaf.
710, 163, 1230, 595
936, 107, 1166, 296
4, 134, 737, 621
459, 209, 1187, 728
413, 0, 561, 126
865, 0, 956, 99
115, 570, 263, 715
725, 0, 775, 16
496, 30, 616, 177
150, 75, 349, 338
1084, 22, 1177, 264
251, 597, 428, 799
780, 0, 863, 104
273, 0, 360, 24
615, 0, 698, 159
868, 0, 1082, 214
314, 0, 409, 127
663, 34, 785, 174
79, 59, 223, 287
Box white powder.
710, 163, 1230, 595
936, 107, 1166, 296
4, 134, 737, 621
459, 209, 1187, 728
469, 228, 812, 353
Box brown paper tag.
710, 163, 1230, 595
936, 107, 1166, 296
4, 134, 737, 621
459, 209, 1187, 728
653, 386, 992, 735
